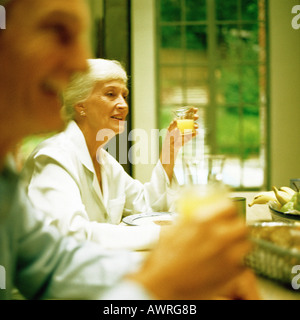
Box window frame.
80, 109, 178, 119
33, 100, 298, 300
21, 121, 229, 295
155, 0, 269, 190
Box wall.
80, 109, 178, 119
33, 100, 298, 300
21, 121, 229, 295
131, 0, 157, 183
269, 0, 300, 188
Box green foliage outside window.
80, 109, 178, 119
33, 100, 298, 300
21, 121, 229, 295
158, 0, 264, 159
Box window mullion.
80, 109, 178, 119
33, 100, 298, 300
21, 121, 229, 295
206, 0, 217, 154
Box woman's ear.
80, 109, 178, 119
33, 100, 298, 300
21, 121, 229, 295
74, 103, 86, 118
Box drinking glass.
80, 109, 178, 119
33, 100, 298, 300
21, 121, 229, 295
175, 181, 230, 220
183, 155, 225, 186
173, 107, 195, 135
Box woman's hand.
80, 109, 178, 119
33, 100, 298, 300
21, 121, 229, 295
160, 107, 198, 182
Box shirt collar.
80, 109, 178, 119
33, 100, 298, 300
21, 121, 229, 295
64, 121, 95, 173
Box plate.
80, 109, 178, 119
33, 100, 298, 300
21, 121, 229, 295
122, 212, 176, 226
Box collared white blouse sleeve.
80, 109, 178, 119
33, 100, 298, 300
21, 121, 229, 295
22, 141, 179, 250
23, 154, 161, 250
122, 160, 180, 215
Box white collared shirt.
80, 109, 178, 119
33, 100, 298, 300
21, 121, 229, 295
21, 121, 179, 250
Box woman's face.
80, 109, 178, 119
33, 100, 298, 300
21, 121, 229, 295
83, 80, 129, 136
0, 0, 90, 136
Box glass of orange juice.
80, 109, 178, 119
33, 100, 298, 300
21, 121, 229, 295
173, 107, 195, 135
175, 183, 230, 220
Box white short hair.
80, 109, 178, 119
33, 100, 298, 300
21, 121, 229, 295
62, 58, 128, 121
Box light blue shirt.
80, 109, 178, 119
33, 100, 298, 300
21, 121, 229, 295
0, 160, 149, 300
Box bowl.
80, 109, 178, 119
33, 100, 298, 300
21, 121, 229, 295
269, 201, 300, 223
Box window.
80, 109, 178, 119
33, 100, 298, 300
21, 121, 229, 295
156, 0, 268, 190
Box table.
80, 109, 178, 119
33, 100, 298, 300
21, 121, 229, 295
231, 191, 300, 300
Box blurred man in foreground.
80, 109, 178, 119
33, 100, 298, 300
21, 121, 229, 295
0, 0, 259, 300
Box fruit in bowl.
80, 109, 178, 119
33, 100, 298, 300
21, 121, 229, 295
268, 201, 300, 222
249, 186, 300, 222
248, 186, 296, 208
280, 191, 300, 214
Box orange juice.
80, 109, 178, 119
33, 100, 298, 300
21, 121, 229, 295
177, 119, 194, 134
176, 185, 230, 220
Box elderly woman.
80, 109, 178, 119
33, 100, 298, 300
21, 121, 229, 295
22, 58, 198, 250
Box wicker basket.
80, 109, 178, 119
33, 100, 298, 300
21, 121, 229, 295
245, 222, 300, 284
